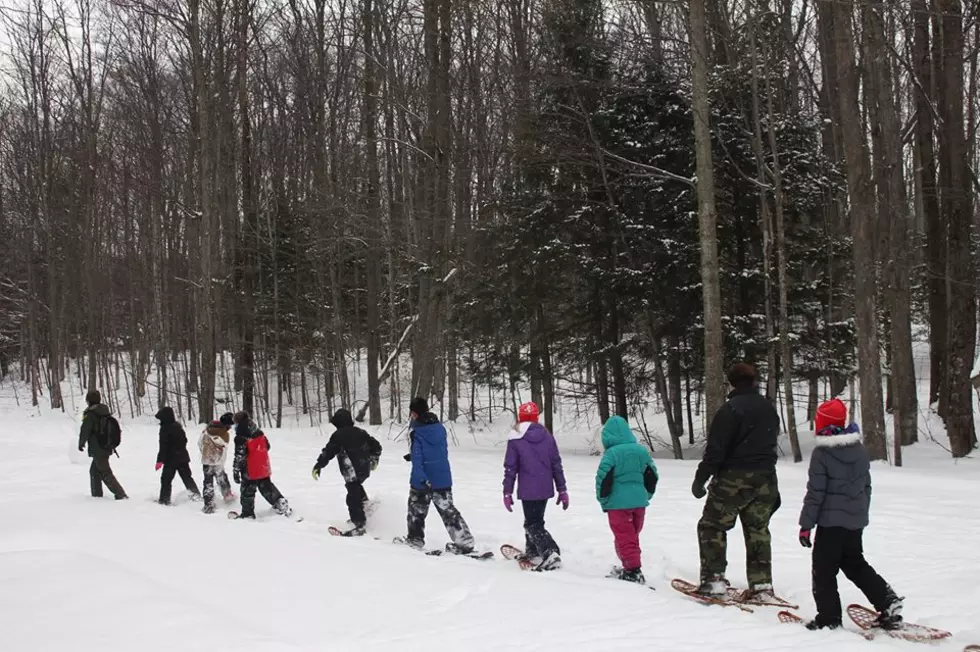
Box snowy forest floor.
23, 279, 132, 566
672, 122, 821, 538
1, 381, 979, 652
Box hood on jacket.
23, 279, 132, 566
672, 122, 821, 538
85, 403, 111, 417
815, 423, 862, 449
601, 416, 637, 450
412, 412, 440, 428
509, 421, 549, 442
331, 409, 354, 429
236, 419, 261, 439
206, 424, 230, 441
155, 407, 176, 424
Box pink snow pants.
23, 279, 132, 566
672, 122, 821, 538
608, 508, 646, 570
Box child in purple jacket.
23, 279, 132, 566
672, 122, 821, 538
502, 402, 569, 571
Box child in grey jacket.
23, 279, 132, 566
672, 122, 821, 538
798, 398, 903, 631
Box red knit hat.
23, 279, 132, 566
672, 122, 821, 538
518, 402, 540, 424
815, 399, 847, 434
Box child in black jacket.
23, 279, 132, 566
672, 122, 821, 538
312, 409, 382, 535
155, 407, 201, 505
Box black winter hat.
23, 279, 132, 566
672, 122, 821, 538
409, 397, 428, 417
85, 390, 101, 406
219, 412, 235, 428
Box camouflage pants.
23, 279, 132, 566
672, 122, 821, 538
697, 470, 779, 588
406, 487, 475, 552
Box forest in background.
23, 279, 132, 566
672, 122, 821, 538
0, 0, 977, 462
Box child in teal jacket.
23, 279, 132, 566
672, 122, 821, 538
595, 416, 659, 584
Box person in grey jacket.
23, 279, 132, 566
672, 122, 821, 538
798, 398, 903, 631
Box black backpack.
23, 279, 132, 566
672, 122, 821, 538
96, 415, 123, 453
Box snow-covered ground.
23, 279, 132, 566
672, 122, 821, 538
2, 384, 979, 652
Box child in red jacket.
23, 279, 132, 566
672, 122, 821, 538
232, 411, 292, 519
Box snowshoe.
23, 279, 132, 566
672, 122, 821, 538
438, 543, 494, 560
671, 578, 753, 612
846, 603, 950, 642
328, 525, 366, 537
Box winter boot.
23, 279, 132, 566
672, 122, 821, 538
517, 553, 543, 567
274, 499, 293, 517
202, 502, 216, 514
393, 536, 425, 550
805, 618, 842, 631
115, 494, 129, 500
875, 597, 904, 630
445, 542, 475, 555
223, 491, 236, 503
694, 575, 729, 596
743, 583, 776, 602
619, 567, 645, 584
535, 551, 562, 572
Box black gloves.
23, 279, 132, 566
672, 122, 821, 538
691, 467, 711, 499
692, 480, 707, 499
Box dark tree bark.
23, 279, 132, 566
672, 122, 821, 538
828, 0, 887, 460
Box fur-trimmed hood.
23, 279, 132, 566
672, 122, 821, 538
815, 423, 862, 449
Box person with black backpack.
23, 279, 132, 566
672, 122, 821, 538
77, 390, 127, 500
155, 406, 202, 505
311, 408, 383, 535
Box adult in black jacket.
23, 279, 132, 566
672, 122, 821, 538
691, 363, 781, 597
312, 409, 383, 533
155, 406, 201, 505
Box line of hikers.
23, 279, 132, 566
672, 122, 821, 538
77, 361, 904, 631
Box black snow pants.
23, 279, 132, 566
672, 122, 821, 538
90, 455, 126, 499
240, 477, 288, 518
202, 465, 233, 508
812, 526, 898, 625
522, 499, 560, 559
406, 487, 474, 551
160, 463, 200, 504
346, 481, 369, 525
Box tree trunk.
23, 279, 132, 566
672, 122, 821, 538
937, 0, 977, 457
864, 1, 917, 457
363, 0, 383, 425
763, 46, 803, 464
689, 0, 727, 417
911, 0, 946, 407
829, 0, 887, 459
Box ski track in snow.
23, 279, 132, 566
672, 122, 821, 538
1, 408, 978, 651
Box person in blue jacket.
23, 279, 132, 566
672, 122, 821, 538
395, 397, 475, 553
